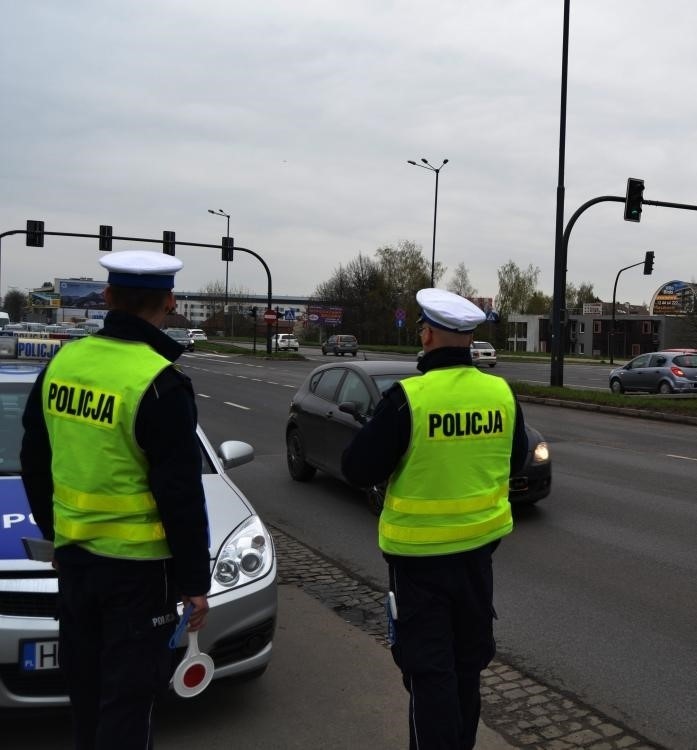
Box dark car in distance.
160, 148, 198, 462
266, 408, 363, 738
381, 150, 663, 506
286, 360, 550, 513
321, 334, 358, 357
163, 328, 195, 352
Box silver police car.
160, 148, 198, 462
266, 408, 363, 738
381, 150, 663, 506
0, 359, 277, 708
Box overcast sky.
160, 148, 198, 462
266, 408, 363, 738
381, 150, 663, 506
1, 0, 696, 309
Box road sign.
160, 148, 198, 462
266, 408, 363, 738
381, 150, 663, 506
396, 319, 405, 328
395, 308, 406, 321
284, 309, 296, 321
263, 309, 277, 322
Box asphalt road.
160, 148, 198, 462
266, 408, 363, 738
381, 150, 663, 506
184, 350, 696, 749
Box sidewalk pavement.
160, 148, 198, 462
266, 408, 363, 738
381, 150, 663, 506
155, 584, 516, 749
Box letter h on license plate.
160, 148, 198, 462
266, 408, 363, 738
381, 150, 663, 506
20, 639, 60, 671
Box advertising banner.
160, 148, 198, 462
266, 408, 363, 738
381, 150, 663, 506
30, 292, 61, 308
650, 280, 696, 315
306, 305, 343, 327
58, 279, 107, 310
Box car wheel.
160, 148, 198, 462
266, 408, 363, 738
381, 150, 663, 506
365, 483, 386, 516
610, 378, 624, 394
352, 352, 357, 357
333, 348, 339, 356
657, 380, 673, 395
286, 429, 316, 481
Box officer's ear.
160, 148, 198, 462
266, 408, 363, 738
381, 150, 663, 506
165, 292, 176, 315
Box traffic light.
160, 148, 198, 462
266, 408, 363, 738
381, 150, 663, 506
26, 219, 45, 247
99, 225, 113, 252
624, 178, 645, 222
222, 236, 234, 262
643, 250, 655, 275
163, 230, 176, 256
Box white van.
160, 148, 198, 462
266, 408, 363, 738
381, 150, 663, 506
0, 312, 10, 329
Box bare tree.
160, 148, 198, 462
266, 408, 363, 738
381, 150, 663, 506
447, 262, 477, 299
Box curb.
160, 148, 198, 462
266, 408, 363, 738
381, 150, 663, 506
516, 394, 697, 426
271, 526, 663, 749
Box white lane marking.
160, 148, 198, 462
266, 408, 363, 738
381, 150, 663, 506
224, 401, 251, 410
666, 454, 697, 462
197, 394, 211, 398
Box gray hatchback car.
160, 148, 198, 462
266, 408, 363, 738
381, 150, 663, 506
609, 350, 697, 394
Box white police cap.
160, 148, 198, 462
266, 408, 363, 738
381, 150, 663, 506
416, 288, 486, 333
99, 250, 183, 290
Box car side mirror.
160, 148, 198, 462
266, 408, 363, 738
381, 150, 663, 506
338, 401, 367, 424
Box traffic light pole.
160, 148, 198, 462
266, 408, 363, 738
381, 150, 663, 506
610, 260, 645, 365
0, 225, 275, 355
551, 193, 697, 387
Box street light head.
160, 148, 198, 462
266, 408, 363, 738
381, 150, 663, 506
443, 159, 449, 165
407, 160, 417, 165
208, 209, 215, 214
421, 158, 429, 164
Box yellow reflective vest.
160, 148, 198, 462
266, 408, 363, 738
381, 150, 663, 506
42, 335, 173, 559
379, 366, 515, 556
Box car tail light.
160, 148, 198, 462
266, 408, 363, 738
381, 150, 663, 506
671, 366, 686, 377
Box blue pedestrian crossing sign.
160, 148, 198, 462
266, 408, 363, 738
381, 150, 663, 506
284, 309, 296, 321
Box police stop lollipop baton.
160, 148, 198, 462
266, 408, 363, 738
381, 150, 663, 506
169, 603, 214, 698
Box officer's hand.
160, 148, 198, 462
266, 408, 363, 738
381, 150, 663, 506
183, 594, 209, 631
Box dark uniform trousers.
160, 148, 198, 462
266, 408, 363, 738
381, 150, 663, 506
57, 557, 178, 750
387, 541, 499, 750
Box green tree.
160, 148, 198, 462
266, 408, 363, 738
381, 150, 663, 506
495, 261, 540, 319
3, 288, 27, 322
525, 291, 553, 314
565, 281, 597, 312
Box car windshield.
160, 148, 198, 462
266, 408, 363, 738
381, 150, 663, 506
473, 342, 493, 349
0, 382, 31, 474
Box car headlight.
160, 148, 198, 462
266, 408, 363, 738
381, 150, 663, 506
532, 441, 550, 464
210, 515, 274, 593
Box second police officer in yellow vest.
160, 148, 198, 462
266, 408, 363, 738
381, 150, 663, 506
343, 288, 528, 750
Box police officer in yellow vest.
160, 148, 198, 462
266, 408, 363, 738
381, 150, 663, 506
21, 250, 210, 750
342, 288, 528, 750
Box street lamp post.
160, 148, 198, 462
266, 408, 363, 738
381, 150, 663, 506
207, 208, 230, 336
407, 158, 448, 287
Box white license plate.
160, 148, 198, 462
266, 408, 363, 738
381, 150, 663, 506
19, 639, 60, 672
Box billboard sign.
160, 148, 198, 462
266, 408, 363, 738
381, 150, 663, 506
306, 305, 343, 327
582, 303, 603, 316
58, 279, 107, 310
30, 292, 61, 308
650, 280, 696, 316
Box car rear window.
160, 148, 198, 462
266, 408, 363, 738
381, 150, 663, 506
674, 355, 697, 367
